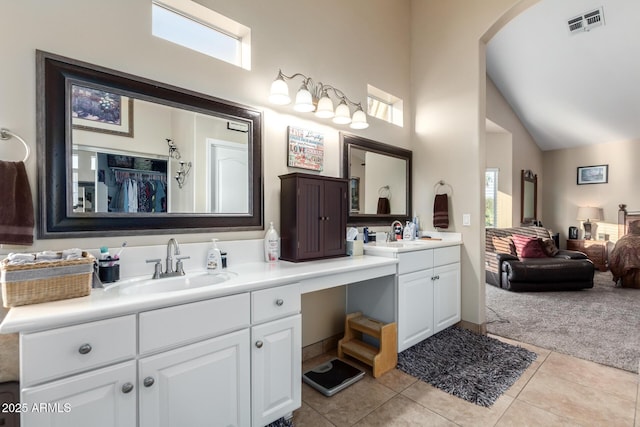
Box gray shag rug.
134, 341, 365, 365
486, 271, 640, 373
397, 327, 537, 407
266, 417, 293, 427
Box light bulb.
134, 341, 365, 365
349, 109, 369, 129
293, 87, 314, 112
268, 78, 290, 105
315, 95, 334, 118
332, 101, 351, 124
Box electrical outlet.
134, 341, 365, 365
462, 214, 471, 226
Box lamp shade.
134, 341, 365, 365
332, 101, 352, 124
349, 109, 369, 129
268, 78, 291, 105
577, 206, 603, 221
315, 95, 334, 118
293, 87, 314, 112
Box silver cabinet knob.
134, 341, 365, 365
275, 299, 284, 306
255, 340, 263, 348
121, 382, 134, 394
78, 344, 92, 355
143, 377, 155, 387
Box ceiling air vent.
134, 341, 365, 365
567, 7, 605, 34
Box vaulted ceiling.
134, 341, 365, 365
486, 0, 640, 151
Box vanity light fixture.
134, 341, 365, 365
269, 70, 369, 129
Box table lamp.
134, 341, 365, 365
576, 206, 603, 240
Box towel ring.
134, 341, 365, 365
434, 180, 453, 196
378, 185, 391, 199
1, 128, 30, 163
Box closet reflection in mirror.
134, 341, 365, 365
70, 100, 250, 215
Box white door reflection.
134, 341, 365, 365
206, 139, 248, 213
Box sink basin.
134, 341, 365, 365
105, 271, 237, 295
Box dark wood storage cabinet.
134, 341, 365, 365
279, 173, 348, 262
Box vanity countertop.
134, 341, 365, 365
363, 234, 463, 256
0, 254, 397, 334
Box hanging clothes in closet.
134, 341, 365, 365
112, 169, 167, 213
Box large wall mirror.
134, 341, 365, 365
340, 133, 412, 225
37, 51, 263, 238
520, 169, 537, 224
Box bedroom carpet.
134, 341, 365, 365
486, 271, 640, 373
396, 326, 537, 407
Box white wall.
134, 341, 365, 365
0, 0, 412, 346
486, 76, 543, 226
410, 0, 534, 327
543, 139, 640, 245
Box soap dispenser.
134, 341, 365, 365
264, 222, 280, 263
403, 221, 414, 241
206, 238, 223, 274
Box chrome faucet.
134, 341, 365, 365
389, 220, 403, 241
146, 238, 190, 279
166, 238, 180, 274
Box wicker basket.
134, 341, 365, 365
1, 252, 95, 307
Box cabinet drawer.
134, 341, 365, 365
434, 246, 460, 266
252, 283, 301, 324
397, 249, 433, 275
21, 315, 136, 387
139, 293, 250, 355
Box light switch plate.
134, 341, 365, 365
462, 214, 471, 226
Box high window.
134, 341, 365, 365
152, 0, 251, 70
367, 84, 403, 127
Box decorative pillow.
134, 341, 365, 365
629, 220, 640, 235
540, 238, 559, 257
492, 236, 516, 256
512, 234, 547, 258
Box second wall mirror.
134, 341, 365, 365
340, 133, 412, 225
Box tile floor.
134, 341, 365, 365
294, 336, 639, 426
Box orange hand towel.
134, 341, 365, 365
0, 161, 34, 245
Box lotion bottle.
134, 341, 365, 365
206, 238, 223, 274
264, 222, 279, 263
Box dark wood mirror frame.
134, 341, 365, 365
520, 169, 538, 225
340, 133, 412, 226
36, 50, 263, 238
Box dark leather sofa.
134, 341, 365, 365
486, 226, 595, 291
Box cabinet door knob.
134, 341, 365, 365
143, 376, 155, 387
78, 343, 92, 355
255, 340, 264, 348
121, 382, 134, 394
275, 298, 284, 306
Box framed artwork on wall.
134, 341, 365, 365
577, 164, 608, 185
71, 84, 134, 137
287, 126, 324, 171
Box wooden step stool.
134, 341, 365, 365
338, 312, 397, 378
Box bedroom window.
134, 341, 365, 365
152, 0, 251, 70
485, 168, 498, 227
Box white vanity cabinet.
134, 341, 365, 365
250, 283, 301, 427
17, 284, 302, 427
137, 293, 252, 427
20, 315, 137, 427
396, 245, 461, 352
